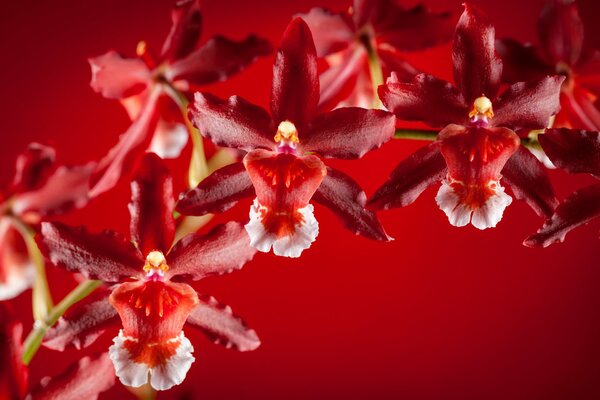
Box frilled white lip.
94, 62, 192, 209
109, 330, 195, 391
436, 179, 513, 230
244, 199, 319, 258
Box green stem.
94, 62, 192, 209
22, 279, 102, 365
361, 33, 384, 109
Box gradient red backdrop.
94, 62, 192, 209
2, 0, 600, 399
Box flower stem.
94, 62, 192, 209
22, 279, 102, 365
361, 32, 384, 109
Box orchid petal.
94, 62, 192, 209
297, 7, 354, 57
0, 304, 28, 400
89, 51, 150, 99
0, 219, 33, 301
161, 0, 202, 62
9, 143, 55, 195
318, 46, 366, 112
537, 0, 584, 66
539, 129, 600, 178
495, 39, 554, 83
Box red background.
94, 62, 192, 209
2, 0, 600, 399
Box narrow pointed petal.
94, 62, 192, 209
297, 8, 354, 57
369, 142, 447, 210
168, 35, 271, 87
493, 75, 564, 130
190, 92, 274, 152
176, 161, 254, 216
129, 154, 175, 255
557, 88, 600, 131
9, 143, 55, 195
314, 167, 390, 241
44, 291, 118, 351
318, 47, 366, 112
302, 108, 395, 159
379, 74, 467, 128
89, 90, 161, 198
89, 51, 150, 99
0, 304, 28, 400
501, 146, 559, 217
271, 18, 319, 128
161, 0, 202, 62
32, 353, 115, 400
453, 3, 502, 103
0, 219, 33, 301
537, 0, 584, 66
187, 295, 260, 351
539, 129, 600, 177
524, 183, 600, 247
168, 222, 256, 281
37, 222, 144, 282
495, 39, 554, 83
12, 164, 93, 217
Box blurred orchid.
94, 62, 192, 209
88, 0, 271, 197
525, 129, 600, 247
37, 153, 259, 391
298, 0, 454, 110
178, 18, 395, 258
370, 4, 562, 230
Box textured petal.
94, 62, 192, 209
379, 73, 467, 128
12, 163, 93, 217
271, 18, 319, 129
537, 0, 584, 66
161, 0, 202, 62
0, 303, 28, 400
369, 142, 447, 210
313, 167, 390, 241
167, 222, 256, 281
44, 291, 118, 351
493, 75, 564, 130
297, 7, 354, 57
0, 219, 33, 301
501, 145, 559, 217
524, 183, 600, 247
187, 294, 260, 351
190, 92, 274, 152
89, 51, 150, 99
37, 222, 144, 282
176, 161, 254, 216
9, 143, 55, 195
168, 35, 271, 87
539, 129, 600, 177
302, 108, 395, 159
89, 89, 161, 198
129, 153, 175, 255
453, 3, 502, 103
495, 39, 554, 83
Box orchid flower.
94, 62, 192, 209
497, 0, 600, 131
370, 4, 563, 230
525, 129, 600, 246
177, 18, 395, 258
88, 0, 271, 197
298, 0, 453, 110
37, 153, 260, 391
0, 143, 92, 301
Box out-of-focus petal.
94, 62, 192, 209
176, 161, 254, 216
0, 218, 33, 301
9, 143, 55, 195
187, 294, 260, 351
44, 291, 117, 351
577, 51, 600, 95
271, 18, 319, 129
501, 145, 559, 217
378, 47, 420, 82
493, 75, 564, 130
38, 222, 144, 282
379, 73, 467, 128
161, 0, 202, 62
167, 222, 256, 281
539, 128, 600, 177
313, 166, 390, 241
557, 88, 600, 131
129, 153, 175, 255
537, 0, 584, 66
190, 92, 274, 152
302, 107, 395, 159
148, 119, 188, 159
453, 3, 502, 103
89, 51, 150, 99
0, 303, 28, 400
524, 183, 600, 247
318, 46, 366, 112
168, 35, 271, 88
297, 7, 354, 57
495, 39, 554, 83
369, 142, 447, 209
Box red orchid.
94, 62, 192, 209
370, 4, 563, 230
88, 0, 271, 197
37, 153, 259, 391
298, 0, 454, 110
0, 144, 92, 300
0, 303, 114, 400
177, 18, 395, 258
496, 0, 600, 130
525, 129, 600, 247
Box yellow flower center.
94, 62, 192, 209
274, 120, 299, 145
143, 250, 169, 273
469, 96, 494, 120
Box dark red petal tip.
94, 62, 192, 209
539, 129, 600, 178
